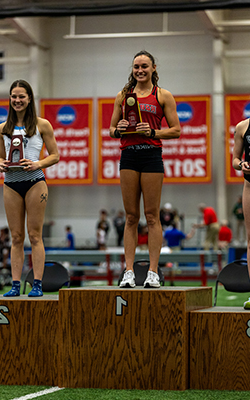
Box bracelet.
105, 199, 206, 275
150, 129, 156, 138
114, 129, 121, 138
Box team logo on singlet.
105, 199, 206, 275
139, 104, 157, 114
57, 105, 76, 126
177, 103, 193, 122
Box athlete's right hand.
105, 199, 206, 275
0, 160, 10, 172
116, 119, 129, 133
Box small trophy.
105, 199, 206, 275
7, 135, 24, 171
123, 93, 145, 134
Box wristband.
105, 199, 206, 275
239, 161, 244, 170
150, 129, 156, 138
114, 129, 121, 138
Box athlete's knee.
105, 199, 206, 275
11, 231, 25, 247
126, 213, 139, 227
28, 230, 42, 247
145, 210, 159, 226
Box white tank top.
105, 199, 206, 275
4, 126, 45, 183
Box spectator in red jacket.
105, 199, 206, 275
194, 203, 220, 250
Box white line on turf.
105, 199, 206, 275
11, 386, 64, 400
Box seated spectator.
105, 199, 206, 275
218, 220, 233, 249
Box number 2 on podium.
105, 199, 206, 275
116, 296, 127, 316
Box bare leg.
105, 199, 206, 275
25, 181, 48, 280
242, 181, 250, 277
141, 172, 164, 273
3, 185, 25, 281
120, 169, 141, 271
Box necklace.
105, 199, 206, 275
136, 86, 152, 96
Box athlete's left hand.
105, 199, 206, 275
136, 123, 151, 136
20, 158, 38, 171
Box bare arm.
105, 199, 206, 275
233, 119, 250, 173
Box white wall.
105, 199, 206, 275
0, 11, 248, 246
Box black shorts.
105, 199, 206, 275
4, 177, 46, 199
120, 145, 164, 173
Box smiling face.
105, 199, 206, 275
10, 85, 30, 113
132, 54, 156, 84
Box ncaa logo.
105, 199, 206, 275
243, 103, 250, 119
0, 107, 8, 123
57, 105, 76, 126
177, 103, 193, 123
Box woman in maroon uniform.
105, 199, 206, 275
110, 50, 181, 288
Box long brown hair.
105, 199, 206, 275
121, 50, 159, 101
2, 80, 37, 138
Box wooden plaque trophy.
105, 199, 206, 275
123, 93, 145, 134
7, 135, 24, 171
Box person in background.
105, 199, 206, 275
218, 220, 233, 249
232, 195, 245, 244
232, 117, 250, 309
113, 210, 125, 247
160, 203, 175, 231
194, 203, 220, 250
96, 209, 110, 239
163, 223, 196, 250
65, 225, 75, 250
96, 221, 107, 250
137, 223, 149, 250
0, 79, 59, 297
109, 50, 181, 288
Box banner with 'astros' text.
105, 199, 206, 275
40, 99, 93, 185
98, 95, 211, 184
225, 95, 250, 183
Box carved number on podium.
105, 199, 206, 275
0, 305, 9, 325
246, 319, 250, 338
116, 296, 127, 316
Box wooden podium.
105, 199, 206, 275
190, 307, 250, 390
0, 296, 59, 386
58, 286, 212, 390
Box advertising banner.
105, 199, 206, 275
98, 95, 211, 184
0, 100, 10, 185
40, 99, 93, 185
225, 95, 250, 183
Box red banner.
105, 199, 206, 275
98, 95, 211, 184
40, 99, 93, 185
225, 95, 250, 183
0, 100, 10, 185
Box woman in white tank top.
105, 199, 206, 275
0, 79, 59, 297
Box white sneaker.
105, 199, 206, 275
119, 270, 136, 288
144, 270, 160, 288
244, 298, 250, 309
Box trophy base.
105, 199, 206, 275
7, 165, 24, 171
121, 129, 145, 135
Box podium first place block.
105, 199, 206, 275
0, 295, 59, 386
58, 286, 212, 390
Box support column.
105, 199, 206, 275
213, 38, 227, 221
